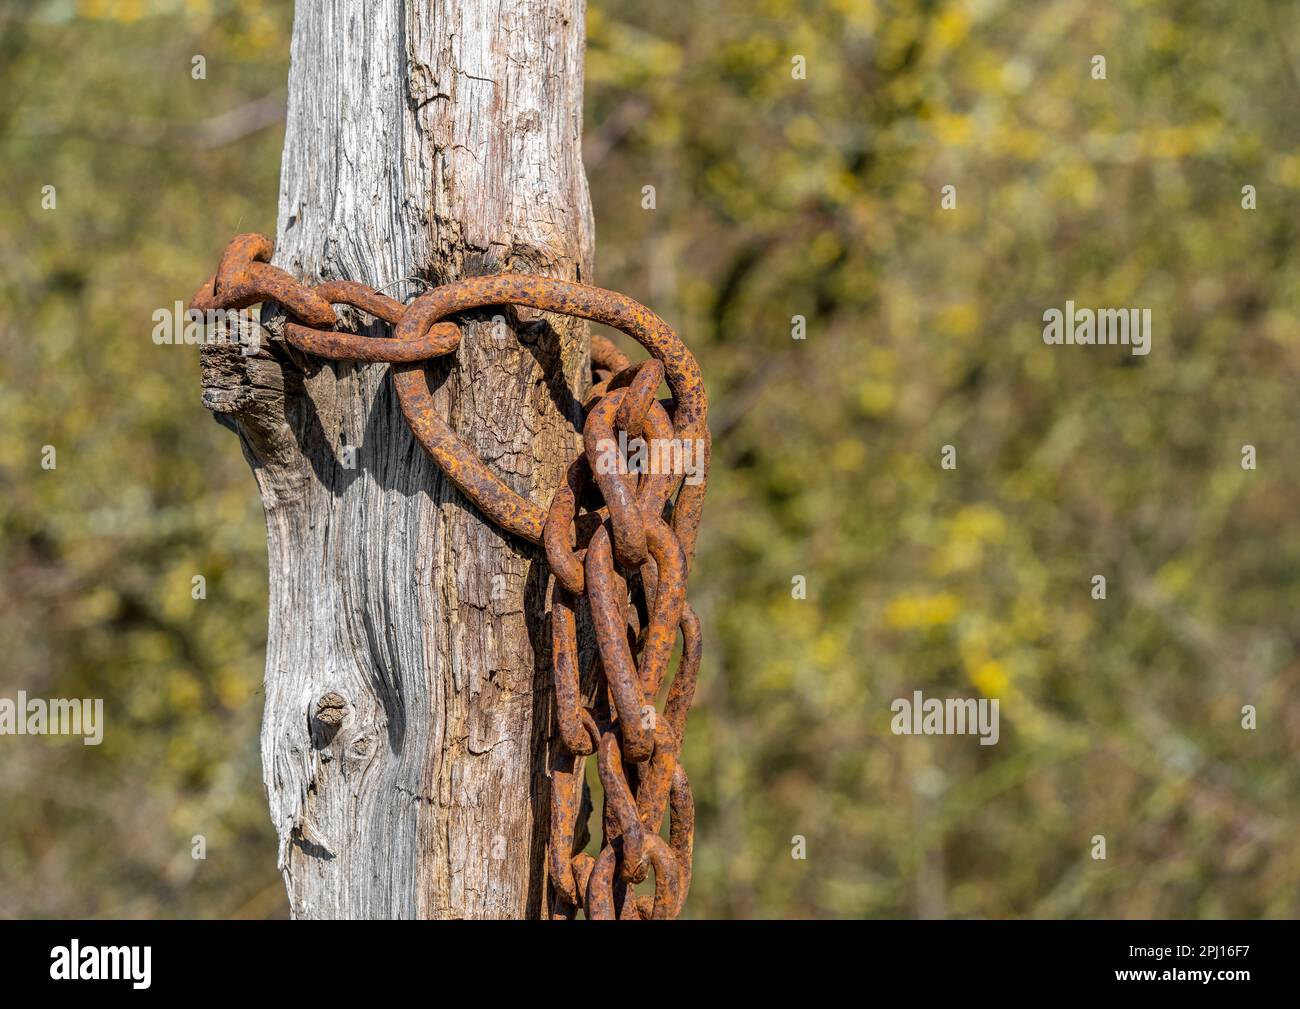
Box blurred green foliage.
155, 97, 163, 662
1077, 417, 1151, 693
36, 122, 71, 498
1, 0, 1297, 918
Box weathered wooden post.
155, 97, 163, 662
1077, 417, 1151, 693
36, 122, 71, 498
200, 0, 593, 918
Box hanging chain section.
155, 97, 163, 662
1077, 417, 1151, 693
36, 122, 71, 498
192, 234, 709, 920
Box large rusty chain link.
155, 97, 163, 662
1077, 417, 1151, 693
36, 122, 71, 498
192, 234, 709, 920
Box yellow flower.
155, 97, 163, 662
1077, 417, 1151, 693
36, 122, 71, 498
932, 9, 972, 51
937, 302, 979, 337
970, 659, 1009, 697
885, 592, 961, 629
857, 381, 894, 416
932, 114, 975, 148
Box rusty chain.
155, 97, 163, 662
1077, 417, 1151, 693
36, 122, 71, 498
192, 234, 709, 920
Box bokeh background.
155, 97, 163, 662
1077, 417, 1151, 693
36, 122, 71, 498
2, 0, 1298, 919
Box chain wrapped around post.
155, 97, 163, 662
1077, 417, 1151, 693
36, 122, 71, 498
192, 234, 708, 920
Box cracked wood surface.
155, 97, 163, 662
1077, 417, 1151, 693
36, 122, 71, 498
200, 0, 594, 918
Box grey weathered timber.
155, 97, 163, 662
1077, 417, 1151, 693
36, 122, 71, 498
200, 0, 594, 918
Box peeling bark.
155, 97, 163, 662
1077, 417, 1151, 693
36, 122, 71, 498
201, 0, 593, 919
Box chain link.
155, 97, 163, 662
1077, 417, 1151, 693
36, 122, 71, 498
193, 234, 709, 920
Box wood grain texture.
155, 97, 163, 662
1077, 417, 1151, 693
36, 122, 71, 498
201, 0, 593, 918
